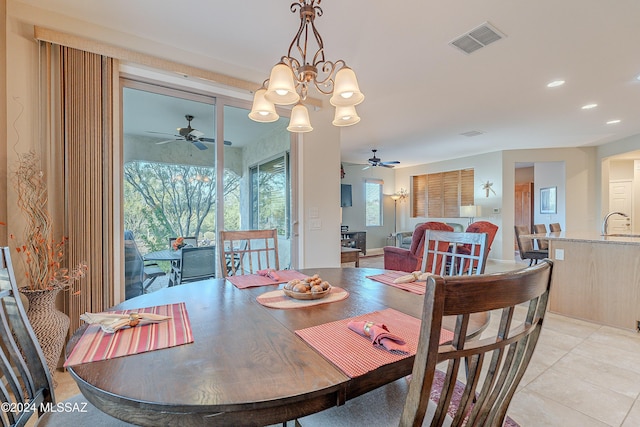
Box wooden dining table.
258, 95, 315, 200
65, 267, 486, 426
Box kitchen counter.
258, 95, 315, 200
531, 231, 640, 330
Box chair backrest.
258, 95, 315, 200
179, 246, 216, 284
411, 223, 454, 273
422, 230, 488, 276
219, 229, 280, 277
0, 247, 54, 426
533, 223, 549, 249
514, 225, 534, 254
124, 238, 144, 299
400, 260, 553, 426
169, 236, 198, 248
549, 222, 562, 232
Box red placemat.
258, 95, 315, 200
367, 271, 427, 295
226, 270, 308, 289
256, 286, 349, 309
295, 308, 453, 378
64, 302, 193, 367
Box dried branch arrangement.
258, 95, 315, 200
12, 151, 87, 291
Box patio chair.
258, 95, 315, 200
0, 247, 136, 426
298, 260, 553, 427
174, 246, 216, 285
219, 229, 279, 277
124, 237, 165, 299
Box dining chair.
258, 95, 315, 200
533, 223, 548, 250
549, 222, 562, 232
174, 246, 216, 285
219, 229, 279, 277
458, 221, 499, 273
422, 230, 488, 277
515, 225, 549, 266
298, 260, 553, 427
0, 247, 135, 427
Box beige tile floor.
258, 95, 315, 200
54, 254, 640, 426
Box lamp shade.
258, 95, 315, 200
264, 63, 300, 105
248, 89, 279, 122
332, 104, 361, 127
287, 103, 313, 132
460, 205, 478, 217
330, 66, 364, 106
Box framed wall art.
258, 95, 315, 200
540, 186, 557, 214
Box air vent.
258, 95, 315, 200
460, 130, 484, 137
450, 22, 505, 55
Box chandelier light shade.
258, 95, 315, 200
329, 67, 364, 106
264, 63, 300, 105
249, 0, 364, 133
287, 103, 313, 133
332, 104, 360, 126
248, 88, 280, 122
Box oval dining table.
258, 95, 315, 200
66, 267, 489, 426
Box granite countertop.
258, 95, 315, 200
529, 231, 640, 245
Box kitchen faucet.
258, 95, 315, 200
601, 211, 629, 235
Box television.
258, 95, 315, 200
341, 184, 352, 207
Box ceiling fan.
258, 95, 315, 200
148, 114, 231, 150
362, 149, 400, 169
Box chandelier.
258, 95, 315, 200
248, 0, 364, 133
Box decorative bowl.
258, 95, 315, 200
282, 286, 331, 300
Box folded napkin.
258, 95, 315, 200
257, 268, 281, 282
348, 320, 409, 354
80, 312, 171, 333
393, 271, 433, 284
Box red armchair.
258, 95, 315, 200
458, 221, 499, 272
384, 222, 454, 272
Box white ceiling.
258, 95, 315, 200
18, 0, 640, 167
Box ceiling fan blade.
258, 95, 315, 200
199, 137, 233, 146
156, 139, 180, 145
192, 140, 208, 150
362, 165, 371, 170
381, 164, 395, 168
381, 160, 400, 165
147, 131, 177, 136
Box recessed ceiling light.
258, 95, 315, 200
581, 103, 598, 110
547, 80, 565, 88
636, 74, 640, 81
606, 119, 621, 125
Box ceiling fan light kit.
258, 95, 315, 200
249, 0, 364, 133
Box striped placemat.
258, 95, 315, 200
295, 308, 454, 378
226, 270, 308, 289
64, 302, 193, 367
367, 271, 427, 295
256, 287, 349, 309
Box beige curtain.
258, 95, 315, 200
41, 42, 117, 335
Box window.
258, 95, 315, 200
365, 179, 383, 226
249, 153, 290, 237
411, 169, 474, 217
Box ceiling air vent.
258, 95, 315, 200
460, 130, 484, 137
450, 22, 505, 55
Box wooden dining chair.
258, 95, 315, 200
549, 222, 562, 232
219, 229, 279, 277
0, 247, 135, 427
515, 225, 549, 266
174, 246, 216, 285
298, 260, 553, 427
533, 223, 548, 250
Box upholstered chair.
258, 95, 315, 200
384, 222, 453, 272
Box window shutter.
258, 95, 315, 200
411, 175, 426, 217
460, 169, 475, 206
427, 173, 443, 217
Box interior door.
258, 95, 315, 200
514, 182, 534, 248
608, 180, 633, 232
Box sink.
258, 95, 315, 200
603, 233, 640, 238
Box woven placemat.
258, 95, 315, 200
367, 271, 427, 295
256, 286, 349, 309
227, 270, 308, 289
295, 308, 453, 378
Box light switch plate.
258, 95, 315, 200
554, 248, 564, 260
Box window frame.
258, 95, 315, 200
364, 178, 384, 227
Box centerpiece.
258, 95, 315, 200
11, 150, 88, 377
172, 236, 186, 250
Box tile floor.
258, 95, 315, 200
54, 255, 640, 426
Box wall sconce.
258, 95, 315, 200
460, 205, 480, 226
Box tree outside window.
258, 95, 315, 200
365, 179, 383, 226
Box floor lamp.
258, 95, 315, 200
390, 189, 408, 237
